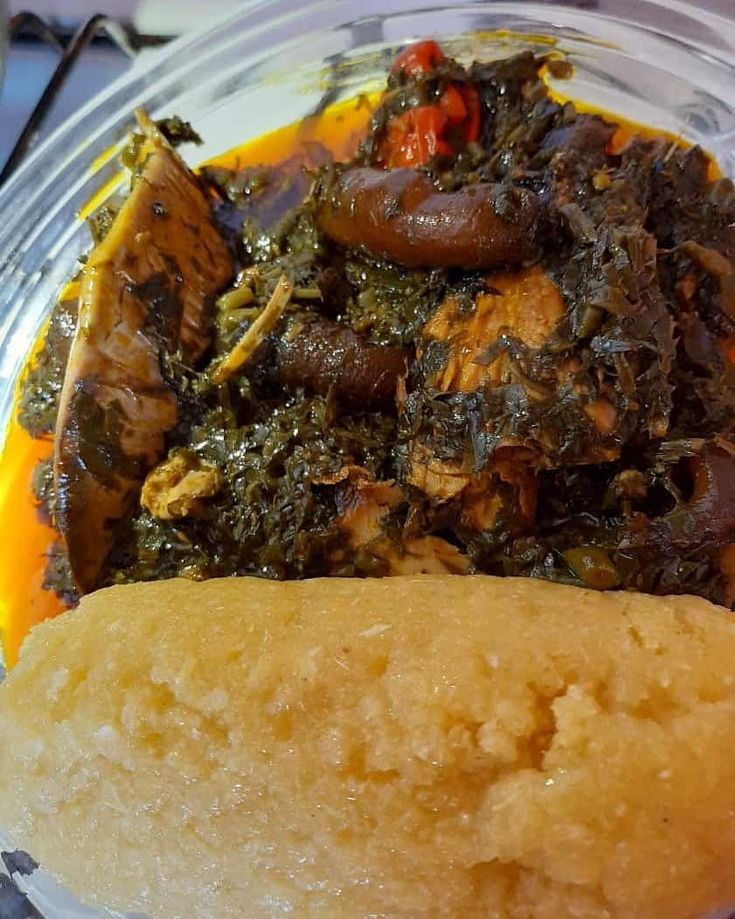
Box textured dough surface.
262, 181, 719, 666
2, 576, 735, 919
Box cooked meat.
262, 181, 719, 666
258, 316, 409, 411
324, 466, 471, 575
420, 266, 566, 391
53, 117, 233, 593
315, 166, 540, 269
141, 449, 222, 520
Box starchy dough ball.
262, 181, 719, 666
2, 575, 735, 918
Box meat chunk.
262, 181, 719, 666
421, 265, 566, 392
400, 261, 633, 488
327, 465, 471, 575
315, 166, 540, 269
54, 117, 233, 593
141, 449, 222, 520
260, 316, 409, 412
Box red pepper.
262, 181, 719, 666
411, 107, 453, 162
439, 85, 467, 123
439, 84, 480, 143
459, 85, 481, 144
379, 106, 452, 168
392, 39, 446, 78
380, 39, 482, 166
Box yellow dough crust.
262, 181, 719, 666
2, 575, 735, 918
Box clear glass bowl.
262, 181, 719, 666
1, 0, 735, 916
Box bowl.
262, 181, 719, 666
1, 0, 735, 915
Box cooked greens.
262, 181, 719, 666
22, 45, 735, 607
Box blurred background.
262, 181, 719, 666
0, 0, 242, 181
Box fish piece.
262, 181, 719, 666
54, 117, 233, 594
376, 535, 471, 575
405, 444, 471, 501
141, 449, 222, 520
420, 265, 566, 392
330, 466, 403, 549
404, 268, 564, 496
326, 466, 471, 575
459, 456, 538, 535
402, 263, 629, 492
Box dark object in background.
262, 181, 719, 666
0, 12, 167, 184
0, 851, 41, 919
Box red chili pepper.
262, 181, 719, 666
459, 85, 481, 144
379, 106, 452, 168
411, 107, 453, 162
381, 39, 482, 166
378, 118, 408, 168
391, 39, 446, 78
439, 85, 467, 123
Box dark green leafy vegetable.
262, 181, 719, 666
155, 116, 203, 148
20, 43, 735, 608
18, 297, 78, 437
107, 394, 397, 582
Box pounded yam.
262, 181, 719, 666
2, 575, 735, 919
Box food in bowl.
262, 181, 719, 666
2, 37, 735, 918
12, 41, 735, 637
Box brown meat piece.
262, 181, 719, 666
263, 316, 409, 412
54, 126, 233, 594
315, 166, 540, 269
